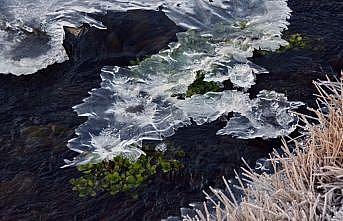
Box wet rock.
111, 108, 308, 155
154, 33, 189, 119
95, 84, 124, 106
64, 27, 83, 37
63, 10, 183, 63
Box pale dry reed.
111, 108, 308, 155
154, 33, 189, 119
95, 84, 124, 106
185, 75, 343, 221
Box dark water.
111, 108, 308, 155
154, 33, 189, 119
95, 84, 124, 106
0, 1, 342, 220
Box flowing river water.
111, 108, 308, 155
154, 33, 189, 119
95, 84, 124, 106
0, 0, 342, 220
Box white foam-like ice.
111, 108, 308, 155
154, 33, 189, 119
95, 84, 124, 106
0, 0, 107, 75
61, 0, 296, 166
217, 90, 304, 139
155, 143, 167, 153
66, 68, 192, 166
0, 0, 296, 165
0, 0, 290, 75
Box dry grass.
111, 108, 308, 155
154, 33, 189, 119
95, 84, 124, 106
185, 76, 343, 221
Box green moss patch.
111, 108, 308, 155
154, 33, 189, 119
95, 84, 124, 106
254, 33, 310, 56
239, 20, 249, 30
186, 71, 221, 97
279, 33, 307, 52
70, 150, 184, 198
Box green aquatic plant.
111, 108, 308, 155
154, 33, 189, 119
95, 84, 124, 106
129, 57, 141, 66
129, 55, 151, 66
279, 33, 306, 51
239, 20, 248, 30
255, 33, 308, 56
70, 150, 184, 197
186, 71, 221, 97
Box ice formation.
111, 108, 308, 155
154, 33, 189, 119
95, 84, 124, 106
155, 143, 167, 153
0, 0, 297, 166
217, 90, 304, 139
0, 0, 106, 75
0, 0, 290, 75
61, 0, 297, 166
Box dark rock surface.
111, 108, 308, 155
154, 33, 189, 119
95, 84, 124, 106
0, 1, 342, 220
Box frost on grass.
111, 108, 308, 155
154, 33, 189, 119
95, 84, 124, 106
180, 78, 343, 221
47, 0, 296, 166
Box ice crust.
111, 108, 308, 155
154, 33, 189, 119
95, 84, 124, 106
217, 90, 304, 139
0, 0, 297, 166
63, 0, 297, 166
0, 0, 290, 75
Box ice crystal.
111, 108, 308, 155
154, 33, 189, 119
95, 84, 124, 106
62, 0, 295, 166
155, 143, 167, 153
0, 0, 290, 75
0, 0, 295, 166
217, 90, 304, 139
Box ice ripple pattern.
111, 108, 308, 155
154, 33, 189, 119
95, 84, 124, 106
61, 0, 301, 166
0, 0, 299, 166
0, 0, 290, 75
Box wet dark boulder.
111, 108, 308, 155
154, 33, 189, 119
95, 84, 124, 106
63, 10, 183, 64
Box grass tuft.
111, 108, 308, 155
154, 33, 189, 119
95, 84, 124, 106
186, 74, 343, 221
